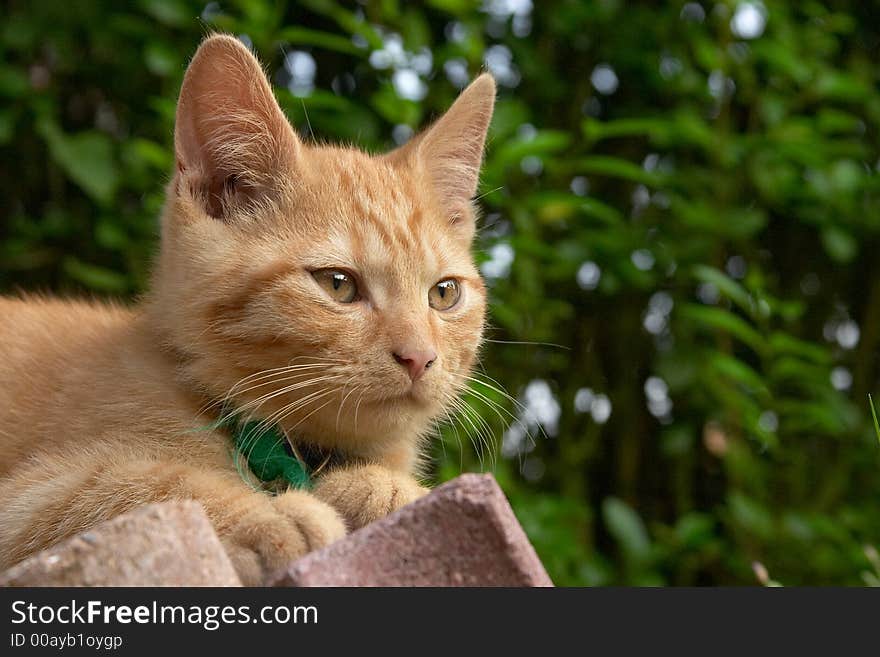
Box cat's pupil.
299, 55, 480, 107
438, 284, 446, 297
333, 275, 342, 290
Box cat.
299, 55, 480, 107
0, 34, 495, 585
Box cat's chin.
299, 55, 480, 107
379, 385, 438, 409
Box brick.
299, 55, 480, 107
0, 501, 241, 586
270, 473, 552, 587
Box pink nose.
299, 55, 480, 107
393, 349, 437, 382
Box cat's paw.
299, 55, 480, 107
219, 490, 346, 585
312, 464, 429, 530
271, 488, 348, 551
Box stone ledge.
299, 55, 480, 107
270, 473, 553, 587
0, 501, 241, 587
0, 474, 551, 587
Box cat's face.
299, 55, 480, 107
150, 36, 494, 463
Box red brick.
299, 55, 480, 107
270, 473, 552, 587
0, 501, 241, 586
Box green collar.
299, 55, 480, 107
219, 409, 329, 491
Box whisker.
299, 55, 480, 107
463, 396, 499, 470
207, 369, 330, 417
234, 374, 346, 421
282, 397, 334, 435
223, 356, 346, 389
226, 359, 343, 393
354, 390, 365, 438
473, 185, 504, 202
447, 396, 485, 471
432, 418, 447, 461
245, 385, 339, 439
197, 362, 337, 417
439, 405, 464, 472
458, 384, 515, 437
482, 338, 571, 350
231, 372, 343, 413
455, 373, 550, 442
227, 363, 332, 393
336, 381, 360, 434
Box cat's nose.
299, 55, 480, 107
392, 349, 437, 382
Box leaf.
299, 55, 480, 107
488, 130, 571, 171
300, 0, 384, 49
488, 99, 530, 141
821, 226, 857, 263
573, 155, 661, 186
37, 121, 119, 205
707, 353, 770, 398
124, 138, 172, 171
0, 110, 13, 144
582, 112, 715, 150
138, 0, 189, 26
95, 221, 129, 251
675, 513, 715, 548
581, 116, 673, 143
525, 192, 581, 223
0, 66, 29, 98
691, 265, 756, 317
816, 109, 865, 135
578, 197, 624, 225
813, 70, 871, 102
776, 399, 854, 436
602, 497, 651, 565
426, 0, 475, 14
279, 26, 363, 55
679, 304, 767, 355
767, 357, 829, 388
828, 160, 862, 193
752, 41, 812, 84
768, 332, 831, 364
672, 198, 767, 239
62, 257, 129, 293
370, 84, 422, 126
869, 395, 880, 446
144, 42, 179, 77
728, 492, 775, 540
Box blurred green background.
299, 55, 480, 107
3, 0, 880, 585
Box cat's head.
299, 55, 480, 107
149, 35, 494, 467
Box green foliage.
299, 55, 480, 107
870, 395, 880, 445
3, 0, 880, 585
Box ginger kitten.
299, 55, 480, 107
0, 35, 494, 585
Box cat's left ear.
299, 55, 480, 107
392, 74, 496, 231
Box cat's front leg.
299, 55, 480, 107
0, 454, 346, 585
312, 464, 429, 530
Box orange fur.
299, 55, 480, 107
0, 35, 495, 584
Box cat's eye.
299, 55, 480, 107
312, 269, 359, 303
429, 279, 462, 311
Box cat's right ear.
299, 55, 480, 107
174, 34, 299, 218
